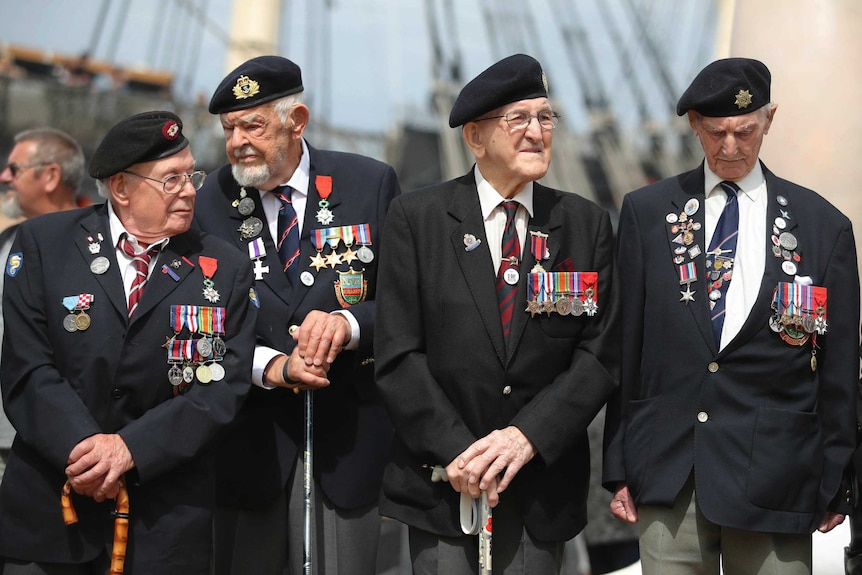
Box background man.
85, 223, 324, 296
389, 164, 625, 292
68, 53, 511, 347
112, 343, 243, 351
374, 53, 620, 574
193, 55, 400, 575
0, 111, 256, 573
604, 58, 860, 575
0, 127, 83, 483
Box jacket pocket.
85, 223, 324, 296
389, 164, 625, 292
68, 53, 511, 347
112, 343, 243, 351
747, 407, 822, 512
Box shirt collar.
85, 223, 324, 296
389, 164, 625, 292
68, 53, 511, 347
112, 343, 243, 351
107, 200, 171, 252
474, 164, 535, 221
265, 138, 310, 199
704, 161, 765, 203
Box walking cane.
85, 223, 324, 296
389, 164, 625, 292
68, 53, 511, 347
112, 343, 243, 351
61, 477, 130, 575
429, 465, 492, 574
303, 389, 314, 575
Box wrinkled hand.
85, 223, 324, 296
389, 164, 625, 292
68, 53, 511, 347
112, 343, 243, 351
264, 353, 330, 391
445, 426, 535, 507
294, 310, 351, 368
610, 483, 638, 523
65, 434, 134, 502
818, 511, 844, 533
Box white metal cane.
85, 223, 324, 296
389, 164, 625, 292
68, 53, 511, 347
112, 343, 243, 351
303, 389, 313, 575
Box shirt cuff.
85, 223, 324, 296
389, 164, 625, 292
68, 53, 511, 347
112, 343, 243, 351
253, 346, 282, 389
331, 310, 360, 351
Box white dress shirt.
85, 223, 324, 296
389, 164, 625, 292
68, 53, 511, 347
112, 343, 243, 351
475, 165, 534, 274
703, 162, 767, 350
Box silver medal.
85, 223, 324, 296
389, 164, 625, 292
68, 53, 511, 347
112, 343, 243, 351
196, 337, 213, 358
237, 197, 256, 216
213, 337, 227, 358
778, 232, 798, 251
63, 314, 78, 332
168, 365, 183, 386
357, 245, 374, 263
209, 362, 225, 381
238, 217, 264, 240
90, 256, 110, 275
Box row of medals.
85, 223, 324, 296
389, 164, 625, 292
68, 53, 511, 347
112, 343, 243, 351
765, 194, 819, 338
167, 335, 227, 386
505, 258, 598, 317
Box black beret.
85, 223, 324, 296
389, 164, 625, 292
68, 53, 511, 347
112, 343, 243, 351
208, 55, 303, 114
677, 57, 771, 117
89, 111, 188, 179
449, 54, 549, 128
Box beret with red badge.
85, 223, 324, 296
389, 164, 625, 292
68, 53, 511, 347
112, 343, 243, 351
208, 55, 304, 115
449, 53, 549, 128
88, 111, 188, 179
676, 57, 771, 117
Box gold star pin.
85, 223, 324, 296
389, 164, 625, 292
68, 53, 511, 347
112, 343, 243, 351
325, 251, 343, 268
342, 246, 358, 264
735, 89, 753, 109
309, 252, 327, 271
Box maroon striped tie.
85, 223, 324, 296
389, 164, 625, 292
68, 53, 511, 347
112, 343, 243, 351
496, 201, 521, 346
119, 235, 157, 319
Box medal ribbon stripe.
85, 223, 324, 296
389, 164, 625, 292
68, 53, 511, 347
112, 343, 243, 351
497, 201, 521, 345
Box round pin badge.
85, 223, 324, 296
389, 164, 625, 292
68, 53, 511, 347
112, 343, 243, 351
503, 267, 519, 285
781, 260, 798, 276
301, 271, 315, 286
776, 195, 788, 207
90, 256, 110, 275
666, 213, 678, 224
774, 217, 787, 230
684, 198, 700, 216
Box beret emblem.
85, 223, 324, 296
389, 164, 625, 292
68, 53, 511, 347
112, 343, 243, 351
232, 75, 260, 100
734, 89, 753, 109
162, 121, 180, 140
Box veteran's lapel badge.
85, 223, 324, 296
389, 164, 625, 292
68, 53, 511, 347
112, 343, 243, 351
464, 234, 481, 252
334, 267, 367, 308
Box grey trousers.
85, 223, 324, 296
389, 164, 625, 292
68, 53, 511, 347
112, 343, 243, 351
213, 459, 381, 575
638, 475, 812, 575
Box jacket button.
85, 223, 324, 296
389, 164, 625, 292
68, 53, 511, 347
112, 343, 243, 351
111, 388, 125, 399
502, 386, 512, 396
707, 362, 719, 373
697, 411, 709, 423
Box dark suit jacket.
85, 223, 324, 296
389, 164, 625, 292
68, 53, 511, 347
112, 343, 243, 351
603, 162, 860, 534
0, 204, 256, 572
192, 144, 400, 510
374, 171, 620, 541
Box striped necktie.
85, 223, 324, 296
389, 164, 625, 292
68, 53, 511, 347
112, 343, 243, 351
276, 187, 301, 285
707, 181, 740, 345
118, 234, 158, 319
496, 201, 521, 347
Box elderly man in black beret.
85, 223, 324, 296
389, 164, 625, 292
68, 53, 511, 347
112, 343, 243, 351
374, 53, 620, 574
603, 57, 859, 574
193, 55, 400, 574
0, 111, 257, 574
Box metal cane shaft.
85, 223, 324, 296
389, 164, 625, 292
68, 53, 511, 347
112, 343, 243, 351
303, 389, 314, 575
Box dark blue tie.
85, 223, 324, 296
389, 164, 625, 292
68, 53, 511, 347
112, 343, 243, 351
276, 187, 300, 285
707, 181, 740, 345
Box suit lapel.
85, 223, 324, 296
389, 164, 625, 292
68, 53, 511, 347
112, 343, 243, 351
667, 167, 718, 353
448, 176, 508, 364
77, 208, 126, 321
133, 233, 197, 323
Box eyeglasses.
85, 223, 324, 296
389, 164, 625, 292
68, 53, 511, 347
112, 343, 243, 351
122, 170, 206, 194
474, 111, 561, 131
4, 162, 52, 178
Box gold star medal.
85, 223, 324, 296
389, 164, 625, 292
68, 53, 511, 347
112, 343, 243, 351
735, 89, 753, 109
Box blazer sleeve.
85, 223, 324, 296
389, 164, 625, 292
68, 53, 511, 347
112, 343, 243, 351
602, 193, 646, 488
1, 223, 103, 469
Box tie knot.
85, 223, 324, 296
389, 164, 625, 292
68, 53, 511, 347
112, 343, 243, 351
277, 186, 293, 207
119, 235, 156, 262
501, 201, 519, 220
719, 181, 740, 199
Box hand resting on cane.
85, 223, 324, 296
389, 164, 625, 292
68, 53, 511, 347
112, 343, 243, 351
445, 426, 536, 507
